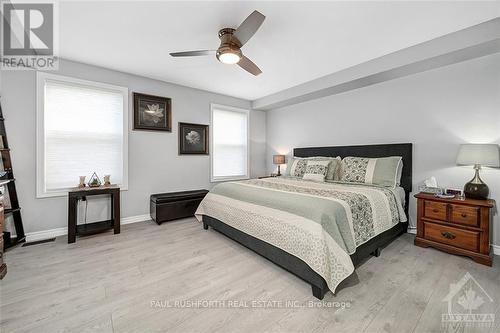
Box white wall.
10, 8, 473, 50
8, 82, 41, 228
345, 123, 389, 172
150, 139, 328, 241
1, 59, 266, 234
266, 54, 500, 245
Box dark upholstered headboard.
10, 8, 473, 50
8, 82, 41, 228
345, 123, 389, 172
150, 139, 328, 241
293, 143, 413, 214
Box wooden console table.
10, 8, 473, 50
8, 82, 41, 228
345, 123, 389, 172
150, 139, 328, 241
68, 185, 120, 244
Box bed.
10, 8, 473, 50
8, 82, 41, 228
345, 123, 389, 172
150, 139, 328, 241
196, 143, 412, 299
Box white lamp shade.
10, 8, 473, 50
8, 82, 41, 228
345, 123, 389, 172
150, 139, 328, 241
456, 144, 500, 167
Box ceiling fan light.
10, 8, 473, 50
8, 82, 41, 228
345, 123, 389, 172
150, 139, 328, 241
218, 52, 241, 65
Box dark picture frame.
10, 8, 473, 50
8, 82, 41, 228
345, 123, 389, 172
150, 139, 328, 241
133, 92, 172, 131
178, 122, 209, 155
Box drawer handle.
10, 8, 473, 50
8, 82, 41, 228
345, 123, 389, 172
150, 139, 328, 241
461, 213, 467, 218
433, 209, 440, 213
441, 231, 456, 240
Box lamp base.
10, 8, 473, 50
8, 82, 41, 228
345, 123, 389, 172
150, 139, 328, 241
464, 165, 489, 200
464, 182, 489, 200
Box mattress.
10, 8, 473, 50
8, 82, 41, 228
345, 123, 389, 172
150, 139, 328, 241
195, 177, 407, 292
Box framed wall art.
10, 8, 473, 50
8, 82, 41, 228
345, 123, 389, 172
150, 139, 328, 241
133, 92, 172, 131
178, 122, 209, 155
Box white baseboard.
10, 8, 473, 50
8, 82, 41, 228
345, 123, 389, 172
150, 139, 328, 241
25, 227, 67, 243
25, 214, 151, 243
121, 214, 151, 225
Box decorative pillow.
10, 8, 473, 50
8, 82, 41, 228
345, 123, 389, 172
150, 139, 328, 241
324, 157, 341, 181
302, 160, 330, 182
287, 156, 341, 180
288, 158, 308, 178
341, 156, 403, 187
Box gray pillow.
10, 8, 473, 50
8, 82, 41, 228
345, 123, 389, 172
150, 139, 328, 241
341, 156, 403, 188
287, 156, 341, 180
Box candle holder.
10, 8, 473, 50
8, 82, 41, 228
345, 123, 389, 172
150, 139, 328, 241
78, 176, 86, 188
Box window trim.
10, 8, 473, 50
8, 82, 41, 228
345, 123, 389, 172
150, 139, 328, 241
36, 72, 129, 198
210, 103, 250, 183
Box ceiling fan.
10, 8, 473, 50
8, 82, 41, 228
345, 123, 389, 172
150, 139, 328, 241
169, 10, 265, 76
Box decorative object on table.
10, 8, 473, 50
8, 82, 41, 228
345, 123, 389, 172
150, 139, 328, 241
425, 176, 438, 188
418, 186, 443, 195
418, 185, 443, 195
445, 188, 463, 196
456, 144, 500, 199
435, 193, 455, 199
87, 172, 102, 187
78, 176, 86, 188
445, 188, 465, 200
104, 175, 111, 186
178, 122, 209, 155
414, 193, 495, 266
273, 155, 285, 176
133, 92, 172, 131
418, 176, 443, 194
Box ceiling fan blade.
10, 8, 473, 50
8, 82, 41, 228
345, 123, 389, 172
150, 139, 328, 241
233, 10, 265, 46
170, 50, 214, 57
238, 56, 262, 76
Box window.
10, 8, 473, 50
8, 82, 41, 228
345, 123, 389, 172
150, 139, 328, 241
210, 104, 249, 182
36, 73, 128, 197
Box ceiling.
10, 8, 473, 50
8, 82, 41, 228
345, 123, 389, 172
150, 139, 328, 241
59, 1, 500, 101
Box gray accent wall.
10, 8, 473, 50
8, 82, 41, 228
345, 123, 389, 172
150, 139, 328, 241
266, 54, 500, 246
1, 59, 266, 234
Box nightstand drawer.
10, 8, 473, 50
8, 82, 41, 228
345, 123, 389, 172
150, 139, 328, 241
424, 222, 479, 252
424, 201, 447, 221
450, 205, 480, 227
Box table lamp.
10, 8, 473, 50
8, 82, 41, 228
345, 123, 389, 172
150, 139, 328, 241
273, 155, 285, 176
456, 144, 499, 199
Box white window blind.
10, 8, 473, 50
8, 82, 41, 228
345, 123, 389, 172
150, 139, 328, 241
211, 104, 249, 182
37, 73, 128, 197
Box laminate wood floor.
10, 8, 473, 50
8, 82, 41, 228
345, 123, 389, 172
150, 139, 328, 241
1, 218, 499, 333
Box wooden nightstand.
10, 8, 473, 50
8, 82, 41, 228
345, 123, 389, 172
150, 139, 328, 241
414, 193, 495, 266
